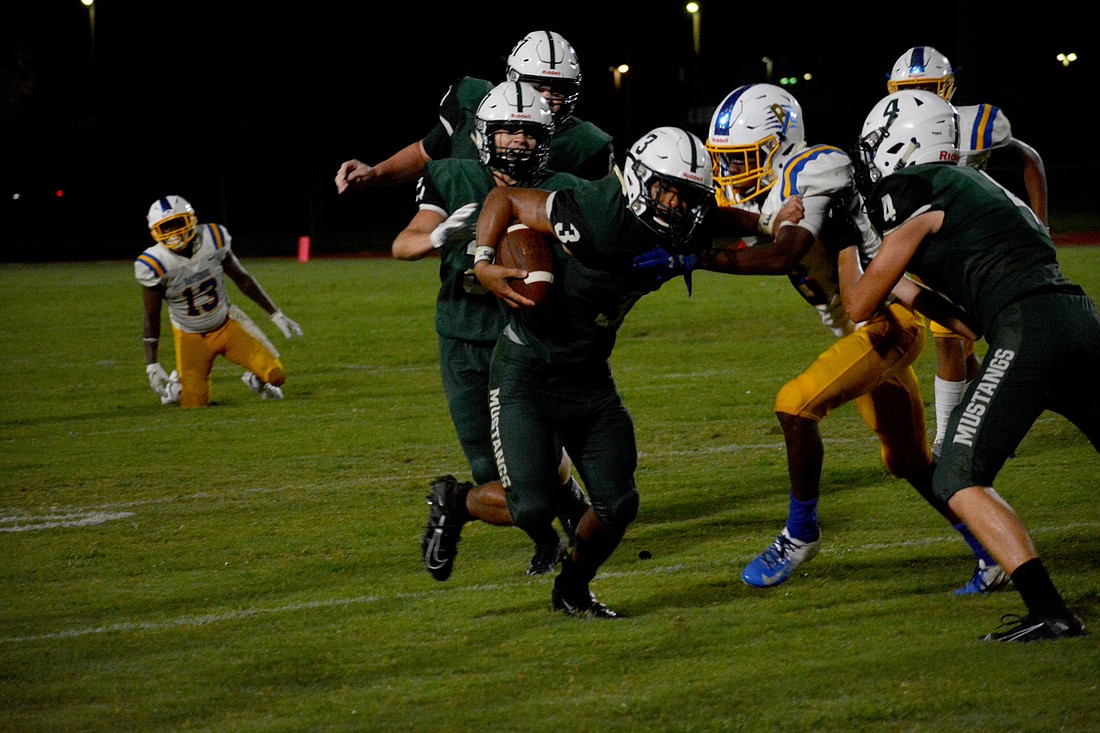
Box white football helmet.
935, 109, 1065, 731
147, 195, 198, 251
624, 127, 715, 250
505, 30, 581, 125
474, 81, 554, 184
887, 46, 956, 101
853, 90, 959, 197
705, 83, 805, 207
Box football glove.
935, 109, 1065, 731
161, 370, 181, 405
633, 245, 699, 296
820, 194, 861, 256
146, 363, 170, 396
429, 203, 478, 249
271, 310, 303, 338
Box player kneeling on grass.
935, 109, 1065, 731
135, 195, 303, 408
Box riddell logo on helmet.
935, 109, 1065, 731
940, 150, 960, 163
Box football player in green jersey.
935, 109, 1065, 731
470, 127, 721, 617
393, 81, 590, 582
887, 46, 1049, 467
844, 90, 1099, 642
334, 30, 613, 194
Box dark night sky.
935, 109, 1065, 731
2, 2, 1092, 259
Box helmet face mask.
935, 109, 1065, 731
147, 195, 198, 251
624, 127, 715, 251
706, 84, 804, 207
709, 136, 778, 205
505, 30, 581, 126
475, 82, 554, 184
853, 90, 960, 198
887, 46, 956, 101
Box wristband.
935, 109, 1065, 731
757, 212, 774, 237
473, 246, 495, 265
143, 337, 159, 343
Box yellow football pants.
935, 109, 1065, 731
774, 303, 931, 479
171, 317, 285, 409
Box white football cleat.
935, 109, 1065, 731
955, 558, 1012, 595
260, 383, 283, 400
741, 527, 821, 588
242, 371, 283, 400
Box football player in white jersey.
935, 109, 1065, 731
635, 83, 999, 593
887, 46, 1049, 468
135, 195, 303, 408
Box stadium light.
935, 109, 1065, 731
1057, 52, 1077, 67
686, 3, 700, 57
83, 0, 96, 72
609, 64, 629, 91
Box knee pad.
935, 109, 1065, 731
591, 486, 639, 529
774, 376, 826, 422
467, 453, 499, 487
508, 494, 558, 533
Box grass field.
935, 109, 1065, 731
2, 248, 1098, 732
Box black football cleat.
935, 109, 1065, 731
421, 475, 465, 582
980, 612, 1088, 642
527, 535, 568, 576
551, 580, 620, 619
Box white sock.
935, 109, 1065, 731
934, 376, 968, 444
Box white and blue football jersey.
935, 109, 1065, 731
134, 224, 234, 334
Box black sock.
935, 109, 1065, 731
450, 480, 473, 523
556, 556, 592, 589
1011, 558, 1069, 618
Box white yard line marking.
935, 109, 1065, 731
0, 511, 134, 532
4, 521, 1096, 644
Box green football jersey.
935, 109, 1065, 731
420, 158, 583, 342
421, 77, 493, 164
507, 173, 669, 368
865, 164, 1075, 332
548, 116, 615, 180
421, 76, 614, 180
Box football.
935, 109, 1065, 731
495, 224, 555, 305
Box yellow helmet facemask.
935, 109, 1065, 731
150, 211, 198, 251
706, 134, 780, 207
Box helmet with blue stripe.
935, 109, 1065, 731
147, 195, 198, 252
705, 84, 805, 207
